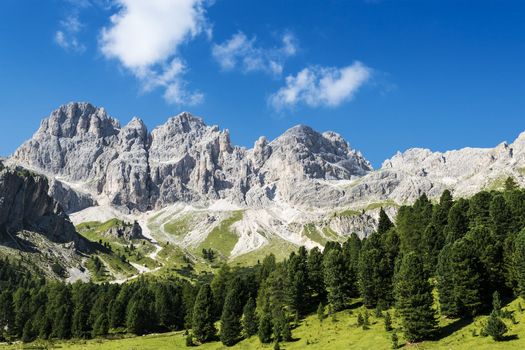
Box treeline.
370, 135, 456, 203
2, 178, 525, 346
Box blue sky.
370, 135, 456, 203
0, 0, 524, 167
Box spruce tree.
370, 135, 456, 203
92, 313, 109, 337
377, 208, 394, 235
242, 297, 258, 337
444, 199, 470, 244
323, 248, 351, 311
384, 311, 393, 332
484, 311, 507, 341
192, 284, 216, 343
307, 247, 326, 303
258, 307, 273, 343
394, 252, 437, 342
220, 278, 244, 346
317, 303, 325, 323
513, 229, 525, 297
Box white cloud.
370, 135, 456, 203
269, 62, 371, 110
99, 0, 209, 105
212, 32, 297, 76
54, 14, 86, 53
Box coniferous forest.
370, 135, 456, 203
2, 178, 525, 347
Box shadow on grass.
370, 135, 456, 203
500, 334, 519, 341
435, 317, 474, 340
348, 300, 364, 310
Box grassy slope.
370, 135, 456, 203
197, 211, 243, 259
10, 297, 525, 350
76, 219, 160, 281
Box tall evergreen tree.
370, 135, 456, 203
513, 229, 525, 297
258, 306, 273, 344
394, 252, 437, 342
220, 278, 244, 346
323, 248, 351, 311
286, 249, 309, 317
377, 208, 394, 235
307, 247, 326, 303
192, 284, 216, 343
444, 199, 470, 244
242, 297, 258, 338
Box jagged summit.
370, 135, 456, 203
9, 103, 372, 212
8, 102, 525, 217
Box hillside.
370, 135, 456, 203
3, 297, 525, 350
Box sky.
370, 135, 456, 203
0, 0, 524, 168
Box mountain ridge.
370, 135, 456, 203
5, 102, 525, 259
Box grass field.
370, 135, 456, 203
6, 297, 525, 350
197, 211, 244, 259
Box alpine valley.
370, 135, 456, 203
2, 101, 525, 281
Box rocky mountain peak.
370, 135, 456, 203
40, 102, 119, 139
10, 102, 376, 211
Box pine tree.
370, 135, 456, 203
92, 313, 109, 337
343, 233, 362, 297
438, 237, 484, 317
391, 331, 399, 349
323, 248, 351, 311
192, 284, 216, 343
358, 233, 393, 308
484, 310, 507, 341
307, 247, 326, 303
444, 199, 470, 244
394, 252, 437, 342
317, 303, 325, 323
258, 307, 273, 344
378, 208, 394, 235
286, 249, 309, 317
504, 177, 519, 192
242, 297, 258, 337
513, 229, 525, 297
220, 278, 244, 346
384, 311, 393, 332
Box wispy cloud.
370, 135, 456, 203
99, 0, 210, 105
269, 62, 371, 110
54, 13, 86, 53
212, 32, 298, 76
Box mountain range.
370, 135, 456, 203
3, 102, 525, 271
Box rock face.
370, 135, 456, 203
104, 220, 144, 241
9, 102, 525, 218
0, 166, 85, 248
10, 103, 373, 211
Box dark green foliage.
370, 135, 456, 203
220, 277, 244, 346
192, 284, 216, 343
186, 333, 194, 346
358, 231, 394, 308
377, 208, 393, 235
286, 247, 309, 317
258, 307, 273, 343
444, 199, 470, 244
384, 311, 392, 332
513, 229, 525, 297
307, 247, 326, 303
92, 313, 109, 337
323, 247, 351, 311
4, 183, 525, 346
438, 237, 484, 317
484, 311, 508, 341
395, 252, 437, 342
391, 331, 399, 349
242, 297, 258, 337
396, 194, 433, 255
357, 313, 364, 326
317, 303, 325, 322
